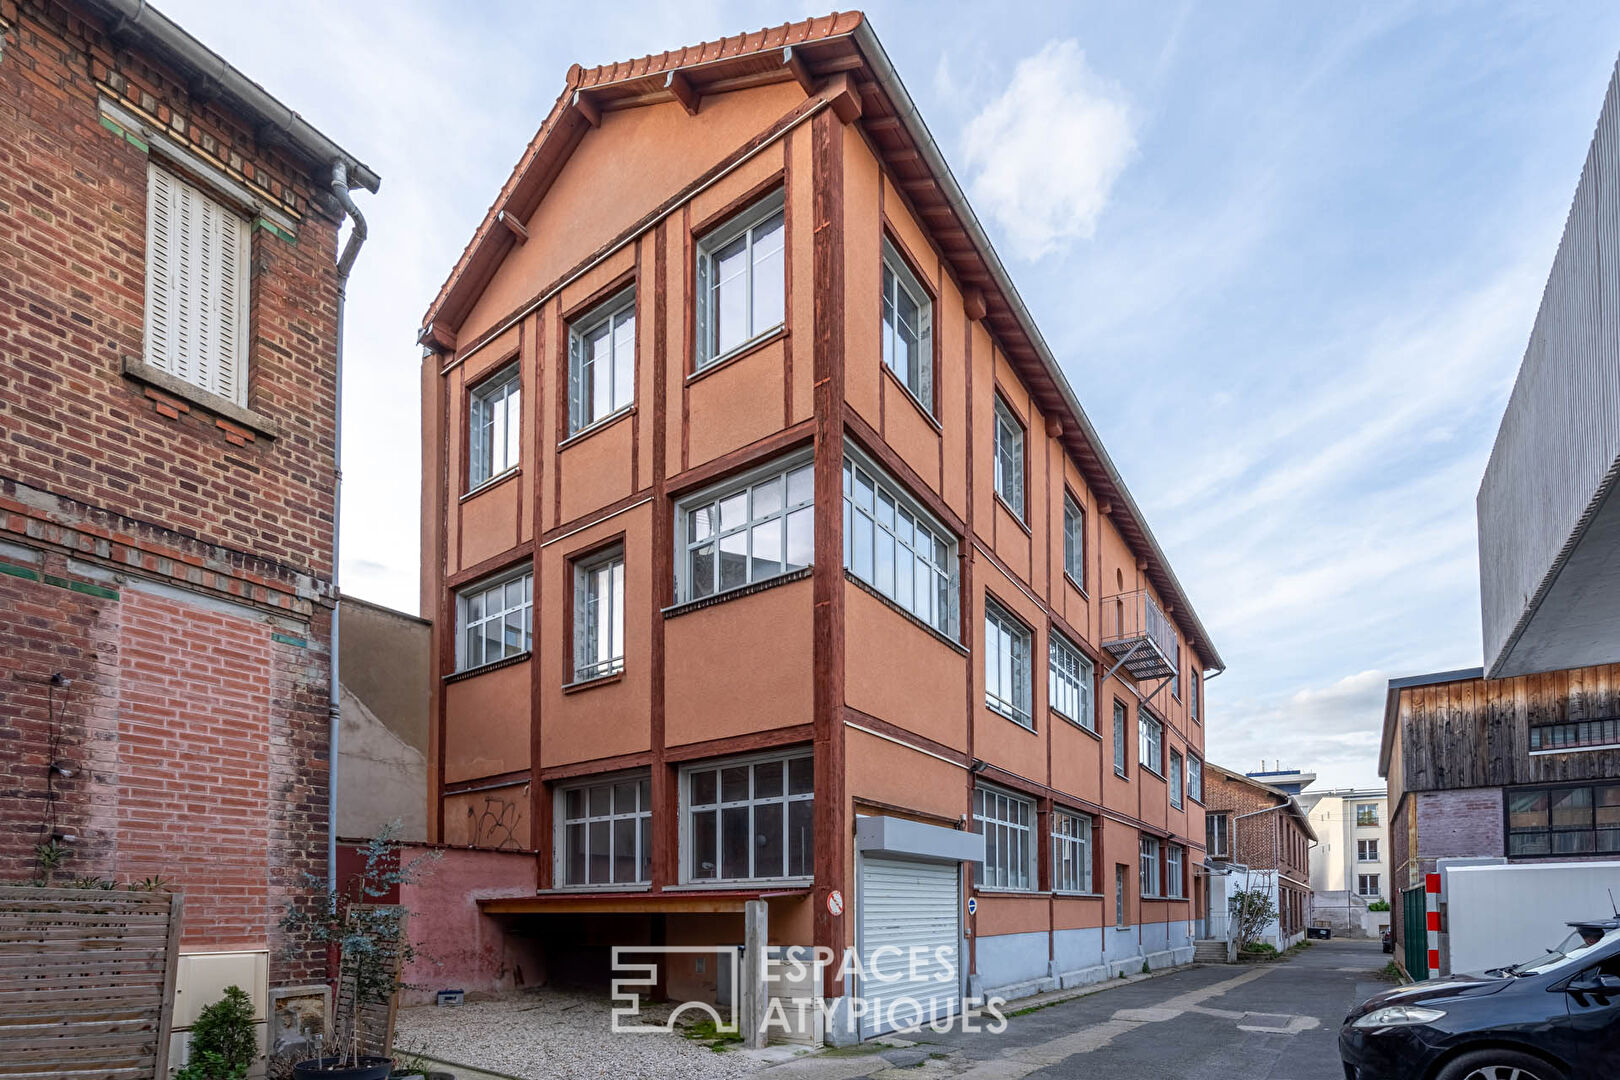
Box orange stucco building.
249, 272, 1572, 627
416, 13, 1223, 1042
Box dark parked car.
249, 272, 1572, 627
1340, 919, 1620, 1080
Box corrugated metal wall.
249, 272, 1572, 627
1478, 56, 1620, 672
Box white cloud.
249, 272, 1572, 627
1209, 670, 1392, 788
961, 41, 1136, 260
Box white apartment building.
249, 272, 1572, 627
1299, 787, 1390, 937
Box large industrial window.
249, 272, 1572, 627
572, 547, 624, 682
568, 289, 635, 434
676, 454, 813, 602
1052, 810, 1093, 894
1507, 783, 1620, 856
695, 190, 785, 369
558, 775, 651, 886
469, 364, 521, 489
1139, 837, 1161, 897
984, 599, 1033, 727
992, 395, 1025, 518
843, 453, 956, 635
456, 566, 532, 671
684, 751, 813, 882
974, 785, 1035, 890
1169, 748, 1183, 808
1529, 719, 1620, 753
144, 162, 250, 405
1139, 712, 1163, 775
1166, 844, 1185, 898
881, 237, 932, 411
1062, 492, 1085, 588
1114, 700, 1128, 776
1115, 865, 1128, 927
1049, 633, 1094, 731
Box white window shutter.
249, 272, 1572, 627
143, 162, 251, 406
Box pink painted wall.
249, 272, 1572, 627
399, 846, 542, 1004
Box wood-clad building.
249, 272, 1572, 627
415, 13, 1222, 1041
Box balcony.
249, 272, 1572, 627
1100, 589, 1178, 682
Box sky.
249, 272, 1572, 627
157, 1, 1620, 790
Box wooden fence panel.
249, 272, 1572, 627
0, 887, 182, 1080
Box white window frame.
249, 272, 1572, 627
469, 363, 522, 489
1172, 643, 1182, 700
1187, 755, 1203, 804
843, 450, 957, 636
881, 236, 933, 412
1169, 748, 1183, 809
1357, 839, 1379, 863
555, 772, 651, 887
455, 565, 533, 672
143, 161, 251, 406
572, 546, 624, 683
1189, 670, 1200, 723
568, 288, 636, 435
984, 598, 1033, 728
1062, 492, 1085, 589
1115, 864, 1128, 927
1139, 837, 1161, 898
1048, 632, 1094, 732
1207, 812, 1230, 859
1357, 873, 1381, 898
1356, 803, 1380, 827
695, 190, 786, 370
1114, 700, 1128, 776
1166, 844, 1185, 898
680, 749, 813, 884
974, 785, 1036, 891
1052, 810, 1093, 894
675, 452, 813, 603
1139, 712, 1164, 776
992, 395, 1025, 519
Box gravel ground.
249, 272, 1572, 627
394, 988, 772, 1080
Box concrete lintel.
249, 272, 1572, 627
855, 814, 983, 866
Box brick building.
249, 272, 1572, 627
0, 0, 375, 1052
414, 13, 1222, 1043
1204, 763, 1314, 949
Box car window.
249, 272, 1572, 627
1514, 928, 1620, 976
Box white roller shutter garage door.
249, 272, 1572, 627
859, 856, 961, 1038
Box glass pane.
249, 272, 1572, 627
505, 579, 523, 611
689, 505, 715, 543
852, 511, 873, 579
588, 820, 610, 883
613, 782, 638, 815
566, 823, 586, 885
690, 543, 715, 598
719, 492, 748, 531
640, 816, 652, 880
789, 798, 813, 876
752, 476, 783, 517
483, 617, 502, 662
754, 760, 783, 799
713, 234, 748, 355
751, 518, 783, 580
854, 468, 874, 511
692, 809, 717, 878
1552, 788, 1593, 829
750, 212, 785, 333
788, 756, 813, 795
785, 507, 813, 571
874, 527, 894, 595
505, 606, 524, 653
1507, 790, 1547, 829
896, 543, 913, 611
589, 785, 610, 816
721, 806, 750, 878
719, 531, 749, 590
612, 311, 635, 411
565, 788, 585, 820
721, 766, 750, 803
787, 464, 813, 506
754, 801, 784, 879
613, 816, 637, 883
691, 770, 717, 806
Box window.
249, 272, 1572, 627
1052, 811, 1093, 894
1355, 803, 1379, 827
678, 455, 813, 601
1115, 865, 1128, 927
843, 454, 955, 635
1357, 839, 1379, 863
572, 547, 624, 682
1507, 783, 1620, 856
1113, 700, 1128, 776
974, 786, 1035, 890
568, 289, 635, 433
1357, 874, 1381, 898
1187, 755, 1203, 803
560, 775, 650, 886
457, 567, 532, 671
144, 162, 250, 405
881, 238, 932, 409
696, 190, 785, 368
1172, 643, 1182, 699
685, 751, 812, 881
469, 364, 521, 488
984, 599, 1033, 727
1139, 712, 1163, 775
1169, 749, 1183, 809
1189, 670, 1200, 724
1139, 837, 1161, 897
1166, 844, 1185, 898
992, 395, 1025, 518
1530, 718, 1620, 754
1207, 812, 1230, 858
1048, 633, 1094, 731
1062, 492, 1085, 588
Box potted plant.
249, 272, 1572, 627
176, 986, 258, 1080
280, 824, 437, 1080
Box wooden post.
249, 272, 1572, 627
154, 892, 184, 1079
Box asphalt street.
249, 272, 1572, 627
763, 939, 1391, 1080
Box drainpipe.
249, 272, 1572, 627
327, 160, 369, 894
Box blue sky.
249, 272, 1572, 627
160, 1, 1620, 788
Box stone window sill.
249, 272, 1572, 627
122, 356, 281, 440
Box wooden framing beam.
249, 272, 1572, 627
496, 209, 528, 244
783, 46, 818, 96
664, 70, 700, 115
824, 72, 862, 124
963, 287, 987, 322
573, 89, 601, 128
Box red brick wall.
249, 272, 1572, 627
1204, 769, 1311, 882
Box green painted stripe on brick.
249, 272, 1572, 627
66, 580, 119, 601
271, 632, 308, 648
254, 218, 297, 245
0, 561, 41, 581
97, 114, 148, 152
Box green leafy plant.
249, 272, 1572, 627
176, 985, 257, 1080
1367, 899, 1391, 912
34, 840, 69, 884
67, 875, 116, 890
1229, 887, 1280, 952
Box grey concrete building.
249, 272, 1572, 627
338, 598, 431, 842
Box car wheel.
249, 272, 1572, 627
1434, 1049, 1567, 1080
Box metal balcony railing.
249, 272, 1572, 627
1100, 589, 1178, 682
